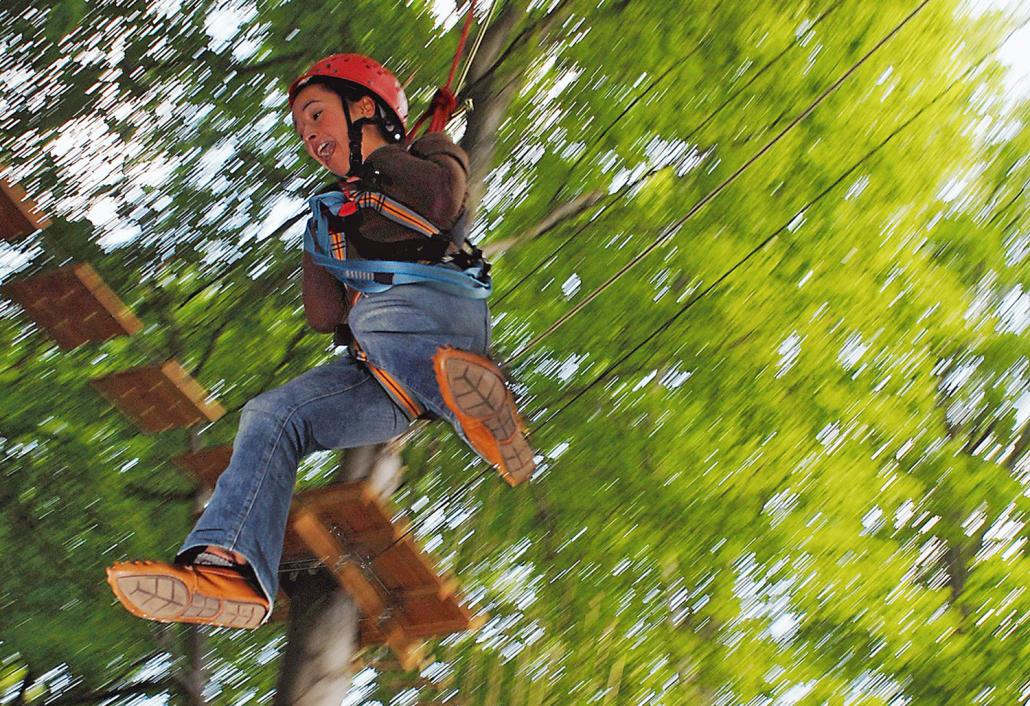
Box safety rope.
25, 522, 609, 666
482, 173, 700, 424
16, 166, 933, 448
455, 0, 498, 94
407, 0, 480, 140
531, 13, 1030, 432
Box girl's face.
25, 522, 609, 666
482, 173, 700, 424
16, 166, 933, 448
291, 83, 373, 177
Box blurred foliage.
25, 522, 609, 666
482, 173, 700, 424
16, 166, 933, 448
1, 0, 1028, 704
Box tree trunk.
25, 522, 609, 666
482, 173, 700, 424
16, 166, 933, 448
274, 571, 360, 706
179, 627, 208, 706
273, 443, 405, 705
460, 0, 529, 220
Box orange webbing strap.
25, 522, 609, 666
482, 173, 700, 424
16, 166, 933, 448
369, 364, 424, 421
349, 334, 425, 421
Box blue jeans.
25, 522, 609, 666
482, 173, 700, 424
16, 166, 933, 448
177, 283, 491, 613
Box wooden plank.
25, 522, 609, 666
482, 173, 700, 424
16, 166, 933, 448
170, 445, 232, 488
290, 505, 424, 670
289, 506, 386, 618
165, 359, 226, 425
380, 616, 423, 672
396, 579, 459, 603
373, 538, 440, 591
355, 621, 426, 672
1, 263, 144, 349
300, 482, 376, 514
281, 481, 479, 660
0, 177, 50, 242
90, 360, 225, 433
397, 616, 473, 639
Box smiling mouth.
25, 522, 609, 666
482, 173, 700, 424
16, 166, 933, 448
316, 141, 334, 161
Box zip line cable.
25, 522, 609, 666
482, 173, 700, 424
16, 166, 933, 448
676, 0, 846, 147
534, 46, 1014, 433
282, 12, 1021, 577
455, 0, 499, 95
358, 0, 933, 563
493, 164, 668, 304
283, 4, 1025, 573
553, 0, 844, 204
550, 33, 713, 201
495, 0, 845, 304
352, 0, 1030, 567
508, 0, 932, 363
528, 11, 1030, 441
308, 4, 935, 573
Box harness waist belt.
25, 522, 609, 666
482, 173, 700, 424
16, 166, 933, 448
305, 191, 491, 299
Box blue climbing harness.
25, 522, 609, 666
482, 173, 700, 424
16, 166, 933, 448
304, 190, 491, 300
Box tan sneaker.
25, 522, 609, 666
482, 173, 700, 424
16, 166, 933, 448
433, 347, 535, 485
106, 560, 268, 629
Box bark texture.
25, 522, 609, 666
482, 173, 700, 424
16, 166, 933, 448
273, 443, 405, 705
274, 572, 360, 706
460, 0, 529, 220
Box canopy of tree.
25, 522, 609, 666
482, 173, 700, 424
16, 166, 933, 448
0, 0, 1027, 704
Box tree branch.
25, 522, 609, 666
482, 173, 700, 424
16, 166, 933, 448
482, 189, 605, 257
39, 680, 176, 706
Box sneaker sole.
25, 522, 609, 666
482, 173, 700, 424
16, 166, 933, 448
441, 355, 535, 485
111, 573, 266, 629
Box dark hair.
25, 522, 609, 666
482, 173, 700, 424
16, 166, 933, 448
303, 76, 404, 143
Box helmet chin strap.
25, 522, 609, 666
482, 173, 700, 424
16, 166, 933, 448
342, 103, 374, 177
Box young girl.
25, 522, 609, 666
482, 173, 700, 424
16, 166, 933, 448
106, 54, 533, 630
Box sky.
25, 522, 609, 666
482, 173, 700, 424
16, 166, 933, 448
985, 2, 1030, 96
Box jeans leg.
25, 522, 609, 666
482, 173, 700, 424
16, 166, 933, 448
177, 355, 410, 609
348, 284, 492, 426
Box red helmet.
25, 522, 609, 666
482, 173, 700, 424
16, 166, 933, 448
288, 53, 408, 131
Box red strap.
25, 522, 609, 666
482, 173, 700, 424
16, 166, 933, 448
443, 0, 476, 93
407, 0, 477, 141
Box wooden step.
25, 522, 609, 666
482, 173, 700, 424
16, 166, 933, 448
0, 177, 50, 242
91, 360, 225, 433
279, 481, 477, 668
171, 445, 232, 489
1, 263, 144, 349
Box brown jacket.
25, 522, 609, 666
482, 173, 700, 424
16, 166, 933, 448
302, 132, 469, 333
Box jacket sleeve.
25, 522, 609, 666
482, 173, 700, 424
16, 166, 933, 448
362, 132, 469, 229
302, 250, 348, 332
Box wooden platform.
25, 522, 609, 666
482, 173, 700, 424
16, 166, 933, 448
280, 481, 477, 669
0, 177, 50, 241
171, 445, 232, 489
91, 360, 225, 433
1, 263, 144, 349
